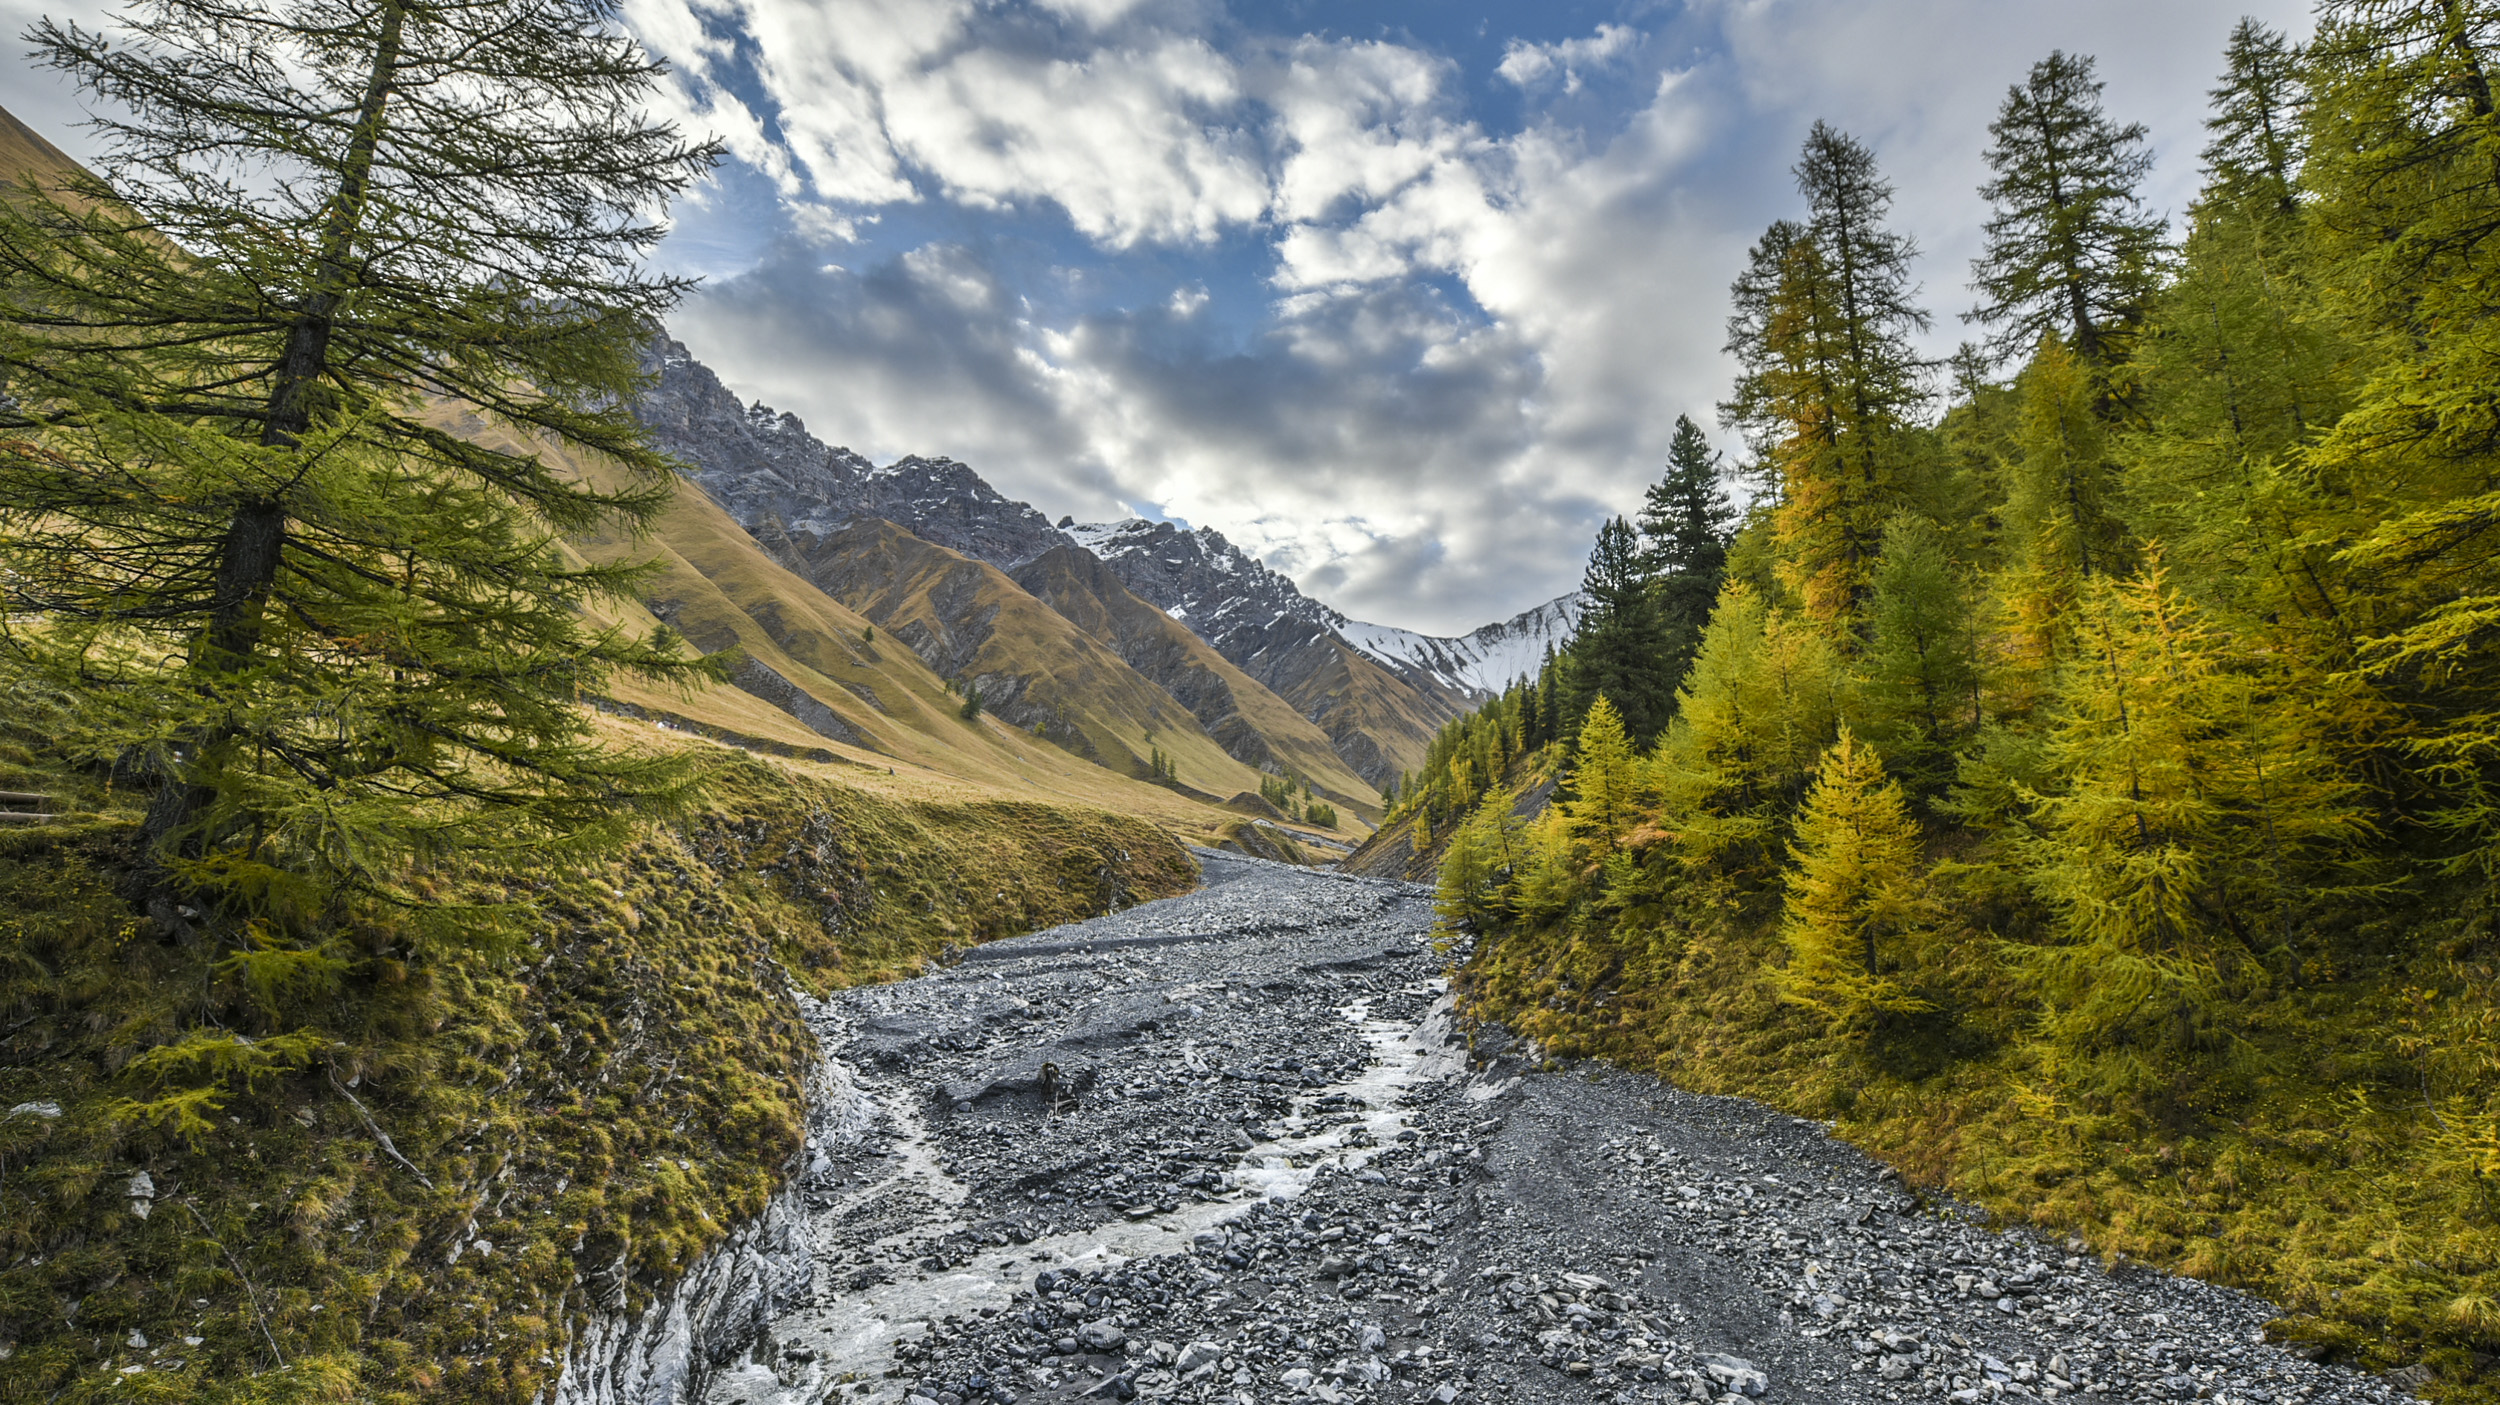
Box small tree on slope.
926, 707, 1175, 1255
1772, 728, 1932, 1025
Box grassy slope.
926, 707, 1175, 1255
0, 685, 1195, 1404
1264, 635, 1467, 788
449, 412, 1262, 846
771, 518, 1290, 810
1010, 544, 1379, 818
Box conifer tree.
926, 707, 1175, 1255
1723, 126, 1929, 624
2017, 564, 2366, 1068
1640, 414, 1738, 690
0, 0, 717, 933
1853, 515, 1981, 786
1436, 790, 1519, 932
1565, 517, 1675, 745
1772, 729, 1932, 1022
1968, 51, 2166, 369
1998, 337, 2132, 660
2202, 19, 2307, 217
1652, 582, 1841, 870
2299, 0, 2500, 868
1564, 694, 1642, 850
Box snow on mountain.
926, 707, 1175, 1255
1338, 593, 1584, 698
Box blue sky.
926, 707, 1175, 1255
8, 0, 2313, 633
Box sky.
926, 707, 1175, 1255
4, 0, 2315, 635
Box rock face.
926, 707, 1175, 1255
547, 1052, 834, 1405
635, 339, 1068, 569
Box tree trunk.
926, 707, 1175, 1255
145, 1, 407, 851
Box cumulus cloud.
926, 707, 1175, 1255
1496, 24, 1637, 93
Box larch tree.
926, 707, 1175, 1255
1968, 50, 2167, 371
2202, 18, 2308, 218
2300, 0, 2500, 874
1723, 124, 1929, 626
1852, 514, 1981, 788
1773, 728, 1933, 1024
2017, 563, 2367, 1076
1563, 693, 1643, 851
0, 0, 719, 947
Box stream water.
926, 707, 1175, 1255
706, 980, 1455, 1405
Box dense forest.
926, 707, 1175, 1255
1394, 6, 2500, 1394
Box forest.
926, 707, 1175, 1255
1390, 6, 2500, 1394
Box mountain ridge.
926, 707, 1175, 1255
635, 336, 1570, 787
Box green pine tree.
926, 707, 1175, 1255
1564, 516, 1676, 745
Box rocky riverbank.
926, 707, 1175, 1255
673, 853, 2416, 1405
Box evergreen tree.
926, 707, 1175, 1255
1772, 729, 1932, 1022
1641, 414, 1738, 692
1968, 51, 2166, 369
1853, 515, 1981, 786
1564, 516, 1676, 745
2202, 19, 2307, 217
1723, 126, 1929, 624
0, 0, 717, 931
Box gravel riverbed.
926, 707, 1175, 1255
701, 852, 2415, 1405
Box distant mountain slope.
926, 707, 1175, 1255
1337, 593, 1583, 698
1065, 519, 1478, 781
636, 339, 1480, 788
1009, 543, 1378, 810
768, 517, 1285, 803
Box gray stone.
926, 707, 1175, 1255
1077, 1321, 1128, 1353
1177, 1342, 1222, 1373
1703, 1354, 1769, 1398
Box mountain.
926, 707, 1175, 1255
1008, 543, 1378, 806
634, 339, 1069, 568
1063, 519, 1477, 781
760, 516, 1318, 806
635, 341, 1497, 789
1336, 593, 1584, 698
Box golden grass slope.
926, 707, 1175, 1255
769, 517, 1300, 811
1010, 542, 1380, 816
444, 411, 1260, 843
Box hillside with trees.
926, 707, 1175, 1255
1369, 9, 2500, 1394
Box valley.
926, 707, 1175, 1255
635, 856, 2412, 1405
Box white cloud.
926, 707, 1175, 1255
1496, 23, 1637, 93
884, 37, 1268, 245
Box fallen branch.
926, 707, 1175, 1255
329, 1073, 434, 1189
